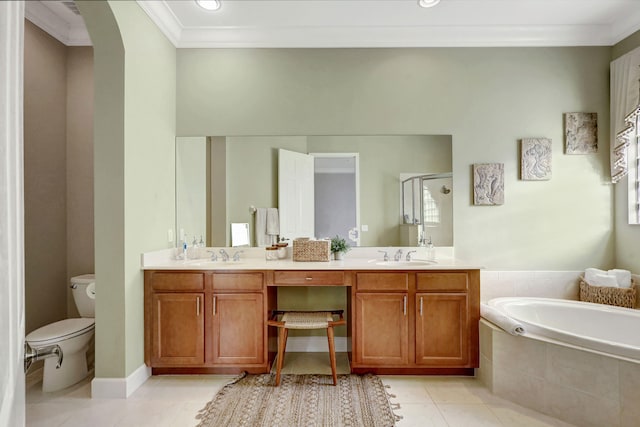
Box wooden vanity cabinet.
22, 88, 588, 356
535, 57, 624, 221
353, 273, 410, 366
352, 270, 479, 375
144, 270, 272, 374
151, 292, 205, 366
209, 272, 265, 366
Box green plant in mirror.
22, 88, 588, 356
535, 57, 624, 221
330, 236, 351, 254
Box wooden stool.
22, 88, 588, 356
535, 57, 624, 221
267, 310, 345, 386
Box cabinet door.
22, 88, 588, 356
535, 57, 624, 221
354, 293, 409, 366
210, 293, 264, 365
415, 293, 468, 366
152, 293, 204, 366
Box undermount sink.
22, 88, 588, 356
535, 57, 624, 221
372, 260, 436, 267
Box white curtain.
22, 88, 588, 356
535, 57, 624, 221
0, 1, 25, 425
610, 47, 640, 183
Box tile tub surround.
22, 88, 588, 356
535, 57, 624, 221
480, 271, 640, 306
479, 320, 640, 427
480, 271, 584, 302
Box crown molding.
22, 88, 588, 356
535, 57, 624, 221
174, 24, 618, 49
137, 0, 181, 46
25, 0, 640, 49
609, 8, 640, 45
25, 1, 91, 46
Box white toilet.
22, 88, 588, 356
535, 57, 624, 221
26, 274, 96, 392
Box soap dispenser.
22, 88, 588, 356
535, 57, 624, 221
425, 236, 435, 261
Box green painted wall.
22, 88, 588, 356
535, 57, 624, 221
177, 47, 613, 270
78, 0, 176, 378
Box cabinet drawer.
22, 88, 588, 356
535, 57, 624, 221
273, 271, 345, 286
212, 272, 264, 291
356, 273, 408, 291
416, 272, 468, 291
151, 272, 205, 291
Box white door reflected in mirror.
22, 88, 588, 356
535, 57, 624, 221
231, 223, 250, 247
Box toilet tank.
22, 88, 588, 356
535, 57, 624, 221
71, 274, 95, 318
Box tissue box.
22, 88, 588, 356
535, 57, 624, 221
292, 239, 331, 262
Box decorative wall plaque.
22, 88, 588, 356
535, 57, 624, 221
473, 163, 504, 205
521, 138, 552, 180
565, 112, 597, 154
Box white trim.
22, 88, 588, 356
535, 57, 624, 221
91, 364, 151, 399
24, 1, 91, 46
174, 24, 620, 49
0, 1, 25, 424
136, 0, 181, 47
284, 336, 347, 353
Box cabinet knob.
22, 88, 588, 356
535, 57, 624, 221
305, 277, 313, 281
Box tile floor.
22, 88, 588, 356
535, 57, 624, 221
26, 353, 576, 427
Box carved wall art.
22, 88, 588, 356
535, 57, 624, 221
473, 163, 504, 205
521, 138, 552, 180
565, 112, 597, 154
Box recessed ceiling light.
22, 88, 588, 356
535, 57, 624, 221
196, 0, 221, 11
418, 0, 440, 8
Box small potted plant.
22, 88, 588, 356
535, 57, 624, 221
330, 235, 350, 260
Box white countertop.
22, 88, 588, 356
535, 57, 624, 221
141, 247, 482, 271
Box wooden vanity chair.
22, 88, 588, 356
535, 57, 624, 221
267, 310, 345, 386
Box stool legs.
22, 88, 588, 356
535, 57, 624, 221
327, 326, 338, 386
275, 326, 288, 386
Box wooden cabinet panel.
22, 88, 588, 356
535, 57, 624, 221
152, 293, 204, 365
415, 293, 468, 366
273, 270, 345, 286
210, 293, 264, 364
354, 293, 409, 365
416, 272, 468, 292
356, 272, 409, 291
212, 272, 264, 291
150, 272, 205, 291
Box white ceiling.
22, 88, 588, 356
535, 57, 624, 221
26, 0, 640, 48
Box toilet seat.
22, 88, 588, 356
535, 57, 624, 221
26, 318, 95, 347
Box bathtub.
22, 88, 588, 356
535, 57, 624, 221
480, 297, 640, 427
488, 297, 640, 360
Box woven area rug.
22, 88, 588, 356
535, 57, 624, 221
195, 373, 400, 427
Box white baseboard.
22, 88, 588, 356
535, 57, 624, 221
284, 336, 347, 352
91, 363, 151, 399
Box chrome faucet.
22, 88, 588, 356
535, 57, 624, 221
378, 250, 389, 261
219, 249, 230, 261
232, 250, 244, 262
406, 250, 417, 261
394, 249, 403, 262
207, 250, 218, 261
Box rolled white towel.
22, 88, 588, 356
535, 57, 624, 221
589, 273, 619, 287
481, 304, 525, 336
609, 269, 632, 288
585, 268, 606, 284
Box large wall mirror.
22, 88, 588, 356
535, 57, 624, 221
176, 135, 453, 248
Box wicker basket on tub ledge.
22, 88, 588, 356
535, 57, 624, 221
578, 276, 637, 308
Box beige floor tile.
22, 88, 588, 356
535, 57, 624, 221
379, 376, 433, 404
423, 376, 501, 404
437, 403, 503, 427
25, 370, 577, 427
487, 401, 578, 427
